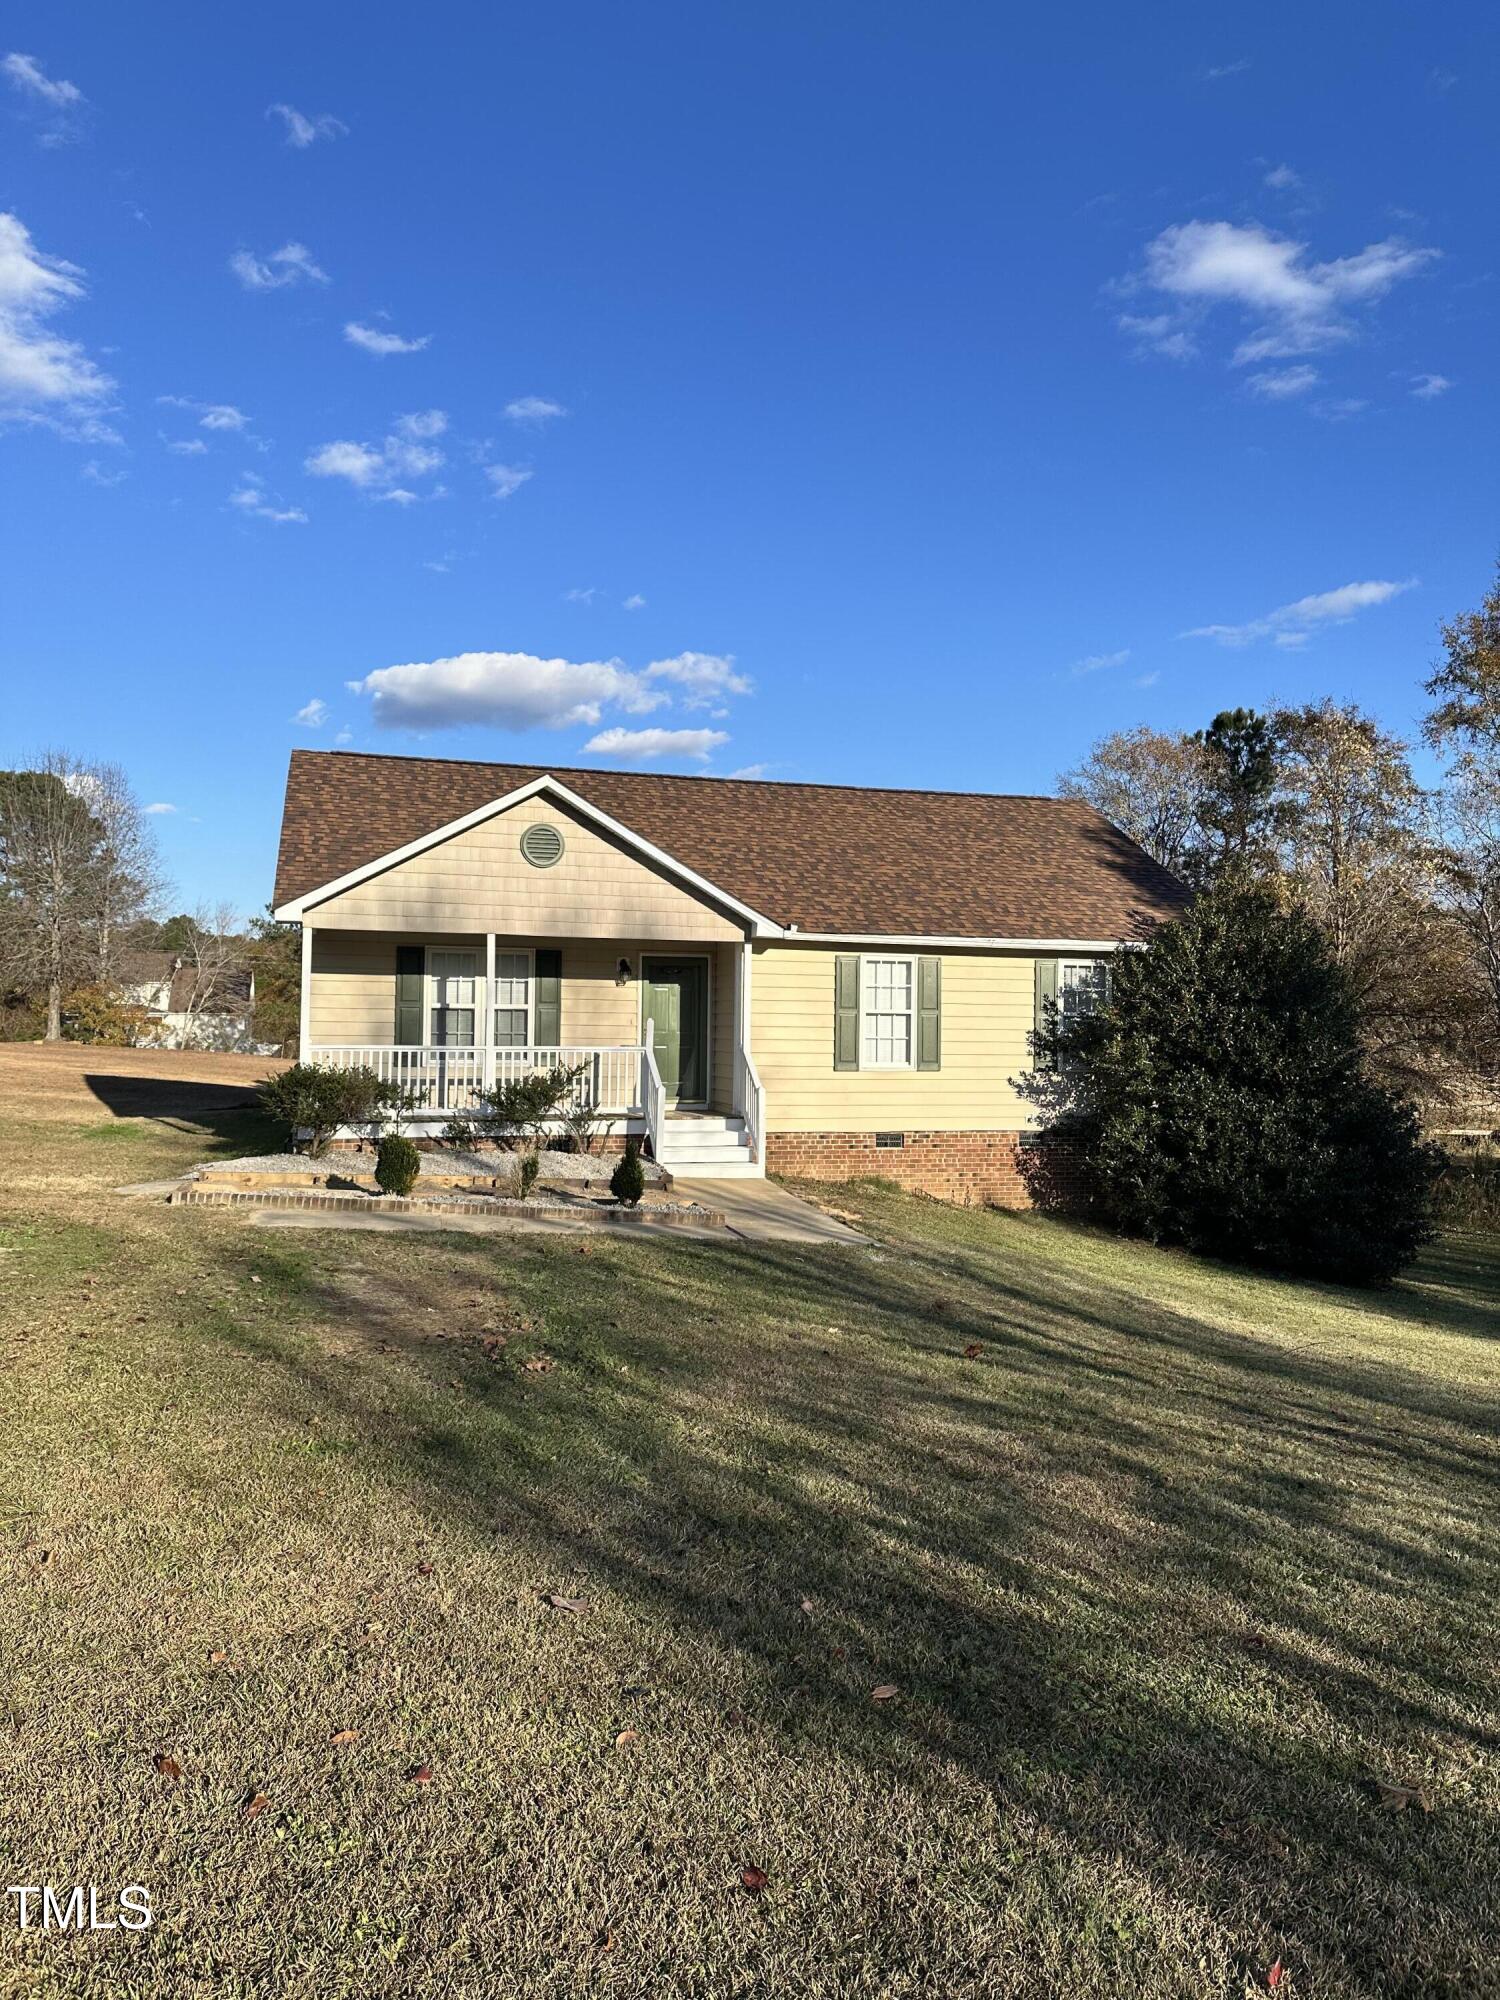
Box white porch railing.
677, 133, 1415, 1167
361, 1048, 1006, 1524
736, 1045, 765, 1166
640, 1020, 666, 1162
308, 1044, 645, 1118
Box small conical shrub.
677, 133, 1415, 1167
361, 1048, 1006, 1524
610, 1138, 646, 1207
375, 1134, 421, 1198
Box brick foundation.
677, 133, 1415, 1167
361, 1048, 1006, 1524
763, 1129, 1087, 1210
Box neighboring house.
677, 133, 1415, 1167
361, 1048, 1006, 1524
118, 952, 258, 1052
272, 751, 1188, 1195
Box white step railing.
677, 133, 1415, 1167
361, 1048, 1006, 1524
736, 1046, 766, 1165
308, 1044, 644, 1117
640, 1019, 666, 1163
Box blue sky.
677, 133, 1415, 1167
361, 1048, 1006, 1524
2, 2, 1495, 913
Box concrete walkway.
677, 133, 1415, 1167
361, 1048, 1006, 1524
670, 1177, 869, 1244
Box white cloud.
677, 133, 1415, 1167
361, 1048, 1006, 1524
334, 727, 354, 746
1069, 648, 1130, 676
1247, 364, 1319, 398
641, 652, 752, 706
565, 586, 599, 604
726, 764, 768, 780
266, 102, 347, 147
1117, 220, 1438, 373
1116, 312, 1197, 362
305, 411, 447, 497
345, 320, 430, 356
230, 242, 329, 290
294, 697, 330, 727
81, 458, 125, 486
1132, 671, 1161, 688
144, 801, 178, 815
1202, 58, 1250, 80
350, 650, 668, 731
1183, 576, 1416, 648
504, 395, 568, 424
0, 211, 114, 414
622, 593, 647, 611
1263, 163, 1301, 191
229, 473, 306, 524
486, 462, 533, 499
158, 394, 248, 431
165, 435, 208, 455
1411, 372, 1452, 399
585, 727, 728, 762
3, 51, 82, 106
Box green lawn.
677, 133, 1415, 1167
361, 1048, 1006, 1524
1, 1079, 1497, 1998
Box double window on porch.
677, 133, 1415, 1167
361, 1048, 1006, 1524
427, 947, 531, 1050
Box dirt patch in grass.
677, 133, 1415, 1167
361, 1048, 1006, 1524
0, 1082, 1497, 1997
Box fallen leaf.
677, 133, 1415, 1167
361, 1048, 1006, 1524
963, 1342, 983, 1360
330, 1727, 359, 1746
799, 1597, 815, 1616
545, 1593, 590, 1614
416, 1561, 434, 1577
208, 1648, 230, 1665
407, 1762, 433, 1785
870, 1684, 899, 1703
595, 1928, 615, 1951
153, 1753, 183, 1782
524, 1355, 557, 1374
1267, 1960, 1284, 1991
242, 1790, 270, 1820
740, 1864, 769, 1894
1375, 1779, 1433, 1814
614, 1729, 639, 1748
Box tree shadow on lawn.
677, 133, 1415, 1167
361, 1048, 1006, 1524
220, 1215, 1500, 1993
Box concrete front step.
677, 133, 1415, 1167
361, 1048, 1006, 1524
657, 1133, 754, 1158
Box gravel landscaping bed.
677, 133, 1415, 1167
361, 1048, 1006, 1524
194, 1147, 666, 1186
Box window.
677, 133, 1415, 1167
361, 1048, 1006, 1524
494, 950, 532, 1048
861, 956, 914, 1068
428, 949, 477, 1047
1058, 958, 1110, 1023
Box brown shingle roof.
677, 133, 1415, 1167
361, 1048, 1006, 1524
273, 750, 1189, 940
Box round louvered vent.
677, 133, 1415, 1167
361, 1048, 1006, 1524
520, 821, 565, 868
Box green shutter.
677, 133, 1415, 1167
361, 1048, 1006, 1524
534, 948, 562, 1048
834, 954, 861, 1070
916, 955, 942, 1070
1033, 956, 1059, 1065
394, 945, 425, 1045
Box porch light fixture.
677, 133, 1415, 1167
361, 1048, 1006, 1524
615, 957, 633, 985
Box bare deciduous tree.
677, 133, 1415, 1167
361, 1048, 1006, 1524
0, 752, 162, 1040
175, 902, 248, 1046
1057, 726, 1206, 874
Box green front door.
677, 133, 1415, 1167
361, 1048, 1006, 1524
642, 958, 709, 1106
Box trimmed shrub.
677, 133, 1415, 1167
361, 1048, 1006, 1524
610, 1138, 646, 1207
477, 1063, 587, 1151
258, 1062, 386, 1158
1021, 881, 1441, 1285
376, 1134, 421, 1197
516, 1151, 541, 1199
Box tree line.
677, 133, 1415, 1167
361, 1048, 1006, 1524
1058, 562, 1500, 1120
0, 751, 299, 1051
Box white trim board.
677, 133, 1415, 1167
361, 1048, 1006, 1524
773, 933, 1143, 952
275, 774, 779, 936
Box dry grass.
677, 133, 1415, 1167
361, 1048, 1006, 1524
0, 1045, 1497, 1998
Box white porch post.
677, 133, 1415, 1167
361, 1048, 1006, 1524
299, 925, 312, 1057
737, 939, 753, 1100
483, 932, 496, 1092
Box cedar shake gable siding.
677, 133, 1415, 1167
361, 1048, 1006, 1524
274, 751, 1188, 941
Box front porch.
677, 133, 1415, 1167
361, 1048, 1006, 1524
299, 929, 764, 1175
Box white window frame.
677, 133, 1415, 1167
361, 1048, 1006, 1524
426, 946, 480, 1048
859, 953, 917, 1071
1057, 957, 1110, 1024
491, 946, 536, 1050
